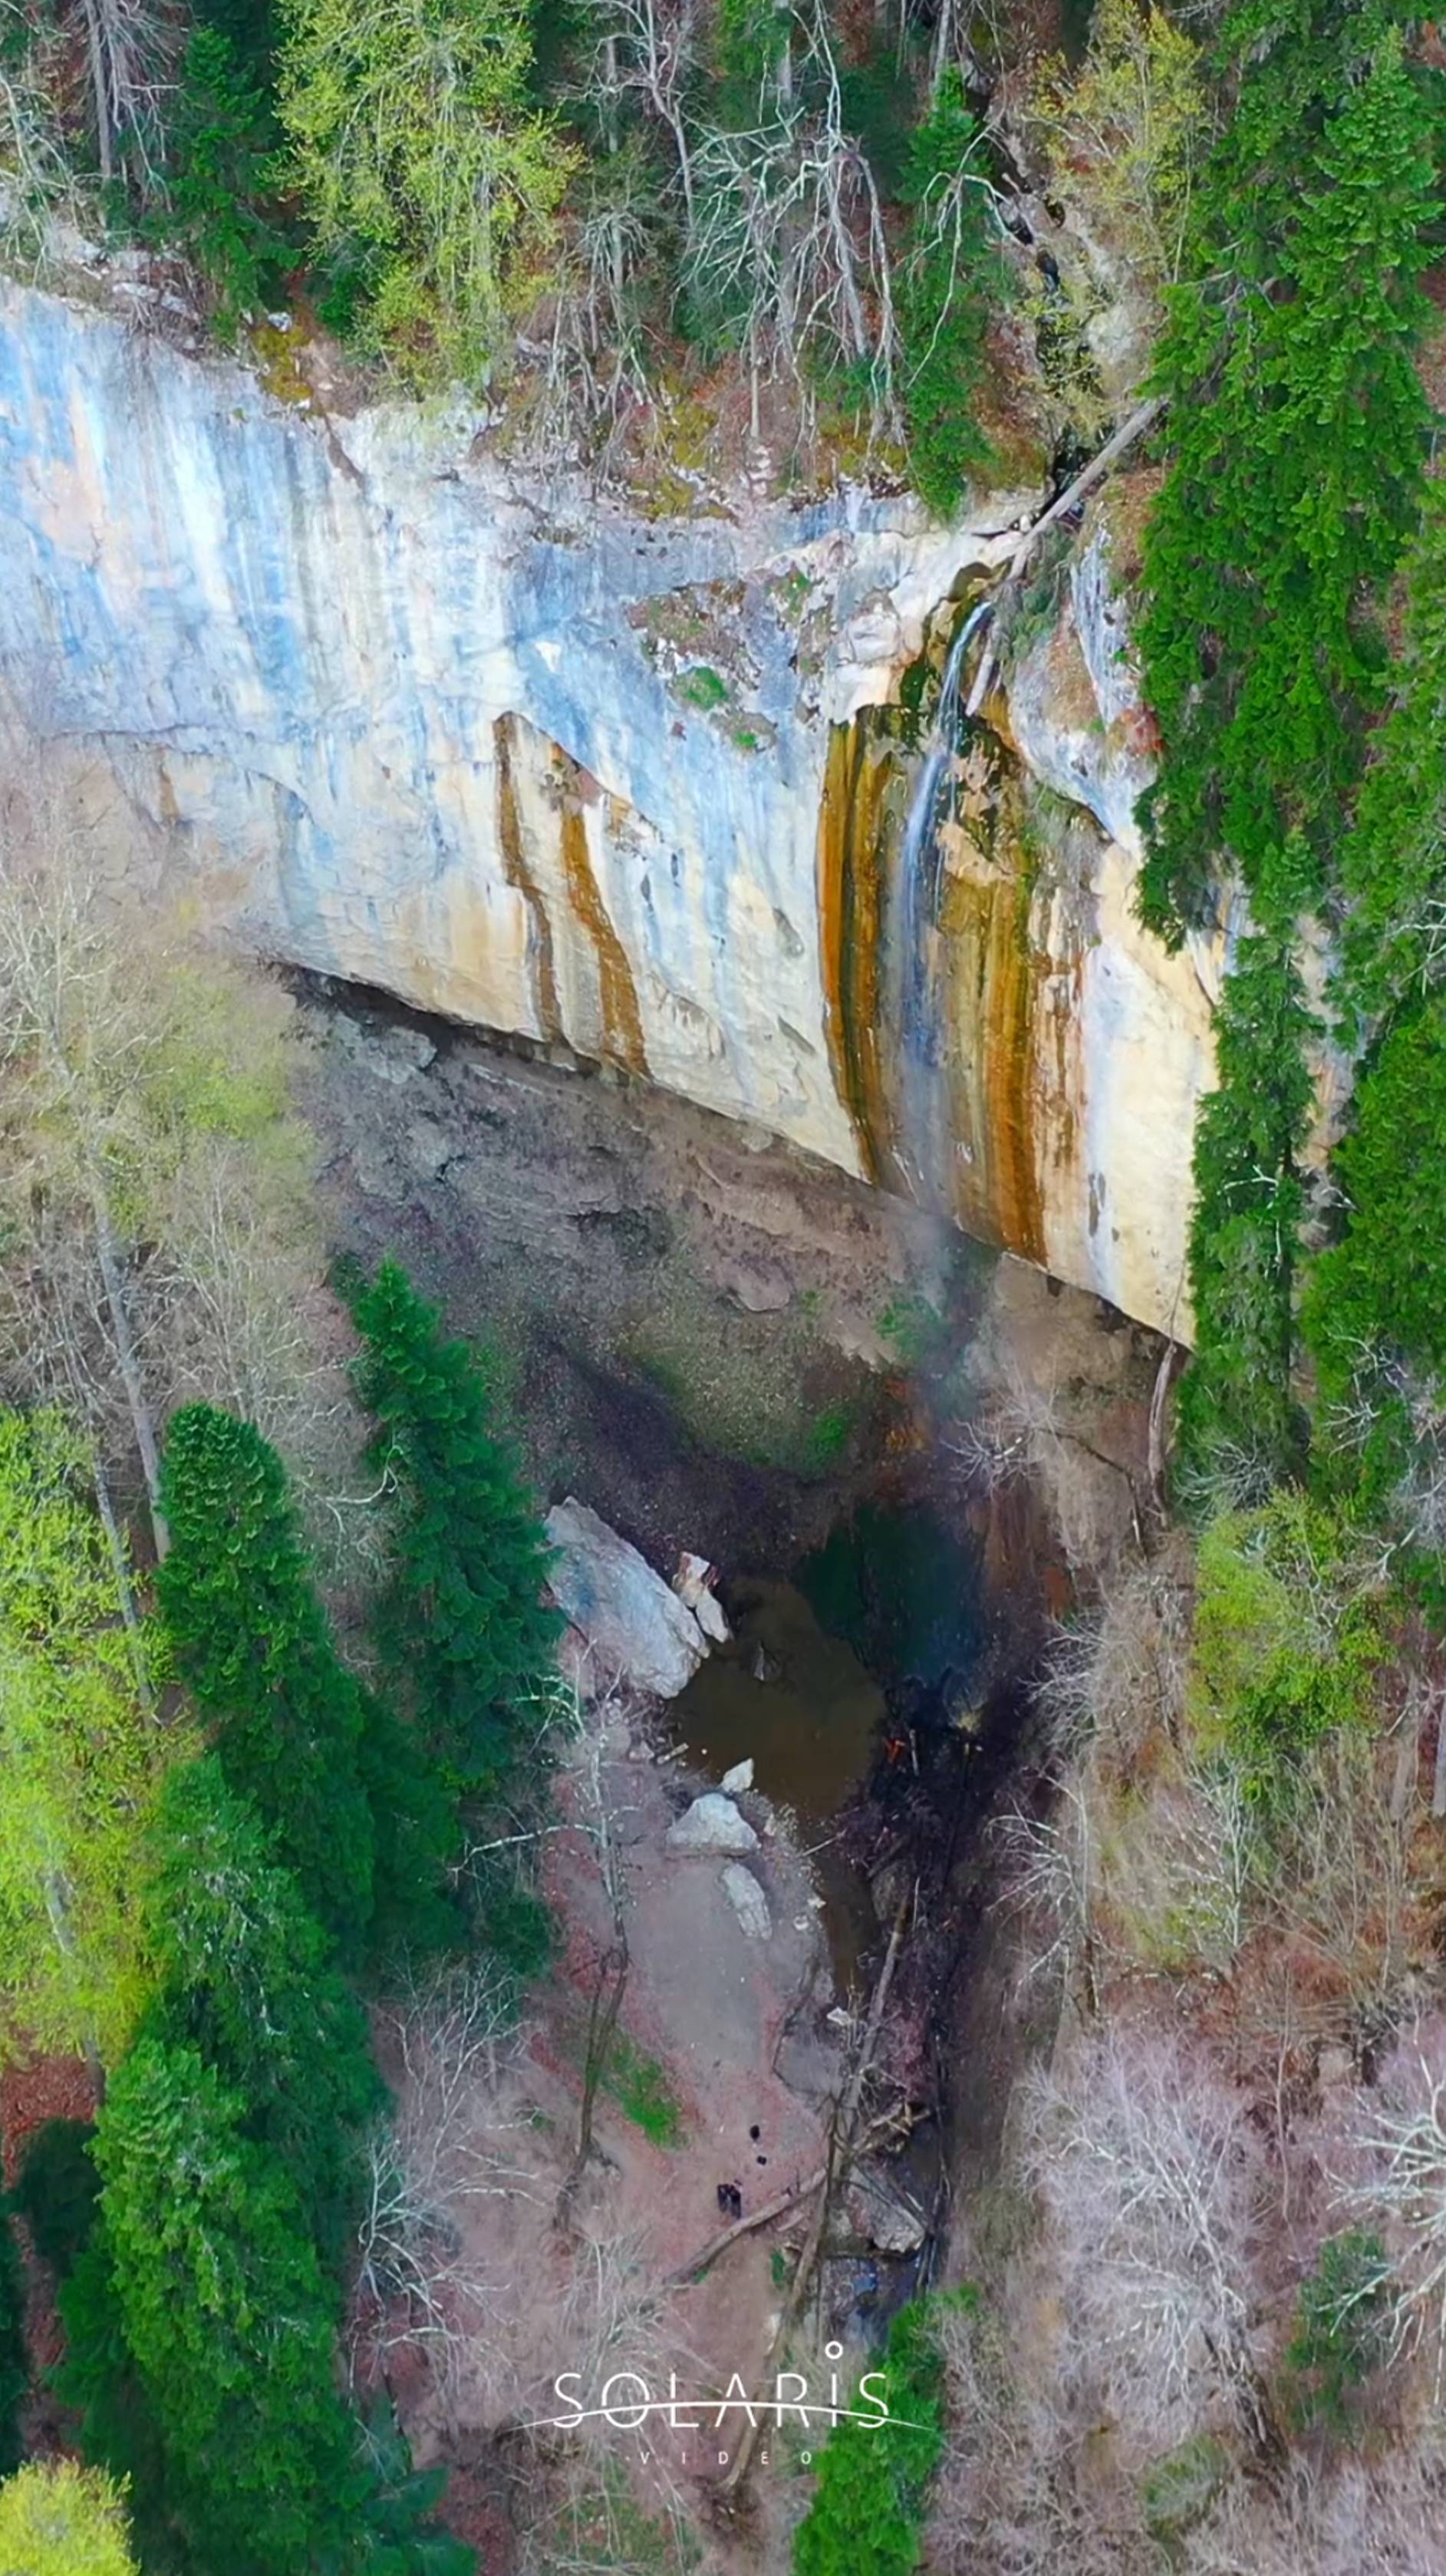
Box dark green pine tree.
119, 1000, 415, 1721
155, 27, 292, 338
89, 2037, 361, 2576
1303, 484, 1446, 1499
1137, 3, 1440, 942
1134, 1, 1440, 1487
1176, 932, 1319, 1492
156, 1405, 376, 1956
142, 1755, 383, 2262
896, 71, 999, 518
0, 2163, 27, 2476
345, 1259, 561, 1796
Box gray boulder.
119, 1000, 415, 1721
720, 1862, 772, 1940
665, 1793, 759, 1855
546, 1499, 710, 1698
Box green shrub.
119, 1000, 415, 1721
792, 2295, 953, 2576
1283, 2230, 1391, 2436
1190, 1492, 1383, 1797
1141, 2434, 1230, 2544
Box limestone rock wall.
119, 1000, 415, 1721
0, 279, 1215, 1337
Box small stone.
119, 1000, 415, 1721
720, 1864, 772, 1940
665, 1793, 759, 1855
674, 1552, 730, 1643
721, 1757, 754, 1795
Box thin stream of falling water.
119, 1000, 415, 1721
891, 595, 994, 1207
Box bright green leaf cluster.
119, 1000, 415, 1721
0, 1409, 177, 2063
1189, 1491, 1385, 1797
0, 2461, 141, 2576
278, 0, 577, 382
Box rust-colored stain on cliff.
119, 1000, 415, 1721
818, 717, 890, 1181
556, 761, 649, 1077
495, 712, 562, 1043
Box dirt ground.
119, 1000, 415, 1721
372, 1699, 849, 2574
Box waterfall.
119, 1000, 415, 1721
891, 594, 994, 1208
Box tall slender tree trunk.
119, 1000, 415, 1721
77, 0, 114, 183
88, 1173, 169, 1559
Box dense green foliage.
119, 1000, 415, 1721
142, 1756, 381, 2259
1174, 935, 1317, 1489
153, 28, 291, 336
1135, 0, 1444, 1488
12, 2117, 101, 2281
346, 1258, 559, 1793
1283, 2230, 1392, 2434
277, 0, 574, 378
346, 1258, 559, 1971
792, 2295, 952, 2576
157, 1404, 376, 1951
0, 1408, 173, 2062
1138, 3, 1438, 943
92, 2035, 358, 2574
1189, 1493, 1383, 1797
1303, 487, 1446, 1504
896, 74, 997, 516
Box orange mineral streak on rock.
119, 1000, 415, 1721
558, 770, 649, 1079
495, 711, 562, 1044
817, 717, 887, 1182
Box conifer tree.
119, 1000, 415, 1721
156, 1404, 376, 1954
896, 71, 997, 516
1138, 5, 1438, 942
345, 1259, 560, 1795
91, 2035, 359, 2576
143, 1754, 383, 2259
1176, 933, 1318, 1492
1134, 2, 1441, 1485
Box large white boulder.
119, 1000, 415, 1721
546, 1499, 710, 1699
665, 1794, 759, 1855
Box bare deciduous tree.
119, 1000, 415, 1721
577, 0, 698, 221
683, 0, 898, 444
1346, 2020, 1446, 2401
65, 0, 176, 193
1023, 2027, 1267, 2449
0, 783, 354, 1552
354, 1961, 536, 2415
1034, 1559, 1191, 1772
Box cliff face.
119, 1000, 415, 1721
0, 279, 1217, 1337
